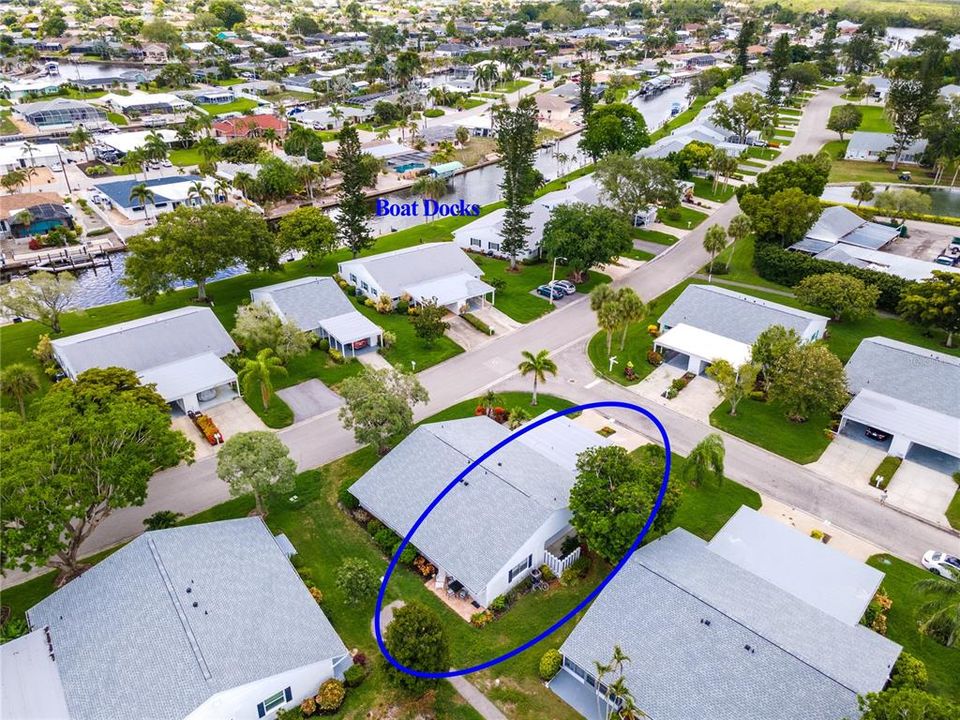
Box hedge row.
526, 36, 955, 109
753, 241, 912, 313
462, 312, 494, 335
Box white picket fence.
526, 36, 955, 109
544, 546, 581, 577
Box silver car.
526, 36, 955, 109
922, 551, 960, 580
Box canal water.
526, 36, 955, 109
821, 186, 960, 218
65, 87, 689, 309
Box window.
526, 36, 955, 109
488, 242, 501, 251
370, 287, 378, 296
508, 554, 532, 582
361, 281, 369, 292
256, 687, 291, 717
349, 273, 357, 283
470, 238, 481, 247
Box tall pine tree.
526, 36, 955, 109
335, 125, 374, 257
766, 33, 791, 105
578, 60, 595, 121
494, 96, 539, 270
735, 19, 756, 74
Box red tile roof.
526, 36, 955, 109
212, 114, 288, 138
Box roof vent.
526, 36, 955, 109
700, 618, 711, 627
192, 601, 199, 608
186, 587, 192, 593
744, 644, 755, 654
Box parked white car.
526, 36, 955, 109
922, 551, 960, 580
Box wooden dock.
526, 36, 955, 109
1, 242, 124, 276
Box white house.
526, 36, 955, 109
0, 140, 62, 174
338, 243, 495, 315
250, 276, 383, 356
840, 337, 960, 466
2, 519, 351, 720
655, 285, 829, 374
550, 508, 901, 720
294, 105, 372, 130
94, 128, 178, 158
50, 307, 240, 414
93, 174, 222, 221
97, 91, 193, 117
349, 414, 610, 607
844, 131, 928, 164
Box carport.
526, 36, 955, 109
319, 311, 383, 357
654, 323, 752, 375
839, 389, 960, 468
139, 351, 239, 413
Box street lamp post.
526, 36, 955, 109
549, 255, 568, 306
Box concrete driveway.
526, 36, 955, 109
172, 399, 267, 460
887, 461, 958, 527
807, 435, 889, 494
630, 365, 721, 423
276, 379, 342, 423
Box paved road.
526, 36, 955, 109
7, 86, 957, 588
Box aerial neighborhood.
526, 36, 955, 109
1, 0, 959, 719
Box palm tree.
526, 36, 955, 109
615, 288, 645, 351
261, 127, 280, 149
480, 389, 501, 417
852, 180, 875, 208
590, 284, 616, 312
592, 660, 612, 720
726, 213, 751, 267
474, 62, 500, 92
703, 224, 729, 282
129, 182, 155, 223
1, 168, 28, 194
192, 111, 213, 138
597, 299, 622, 356
238, 348, 287, 410
69, 126, 94, 161
517, 349, 557, 406
121, 149, 146, 179
143, 131, 168, 170
0, 363, 40, 418
195, 136, 221, 166
916, 569, 960, 647
187, 181, 212, 204
411, 176, 448, 221
681, 434, 725, 487
213, 177, 230, 202
232, 171, 255, 199
296, 164, 318, 201
709, 148, 728, 193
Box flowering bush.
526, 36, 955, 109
475, 405, 487, 416
300, 697, 317, 717
647, 324, 659, 337
539, 649, 562, 680
470, 610, 494, 628
328, 348, 344, 364
491, 406, 508, 423
315, 679, 345, 713
375, 293, 393, 314
309, 586, 324, 604
646, 350, 663, 366
413, 555, 435, 577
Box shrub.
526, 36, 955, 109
338, 485, 359, 510
375, 292, 393, 313
413, 555, 436, 577
315, 678, 346, 713
646, 324, 659, 336
318, 338, 330, 352
862, 588, 893, 635
336, 558, 378, 605
570, 555, 591, 578
560, 567, 577, 585
86, 226, 111, 237
364, 297, 376, 308
665, 387, 678, 399
374, 527, 400, 552
870, 456, 903, 490
395, 299, 409, 314
753, 241, 909, 313
343, 664, 366, 688
539, 564, 556, 582
646, 350, 663, 366
352, 652, 367, 666
489, 595, 507, 613
749, 390, 766, 401
560, 535, 580, 557
462, 312, 494, 335
381, 329, 397, 348
471, 609, 495, 627
366, 518, 384, 536
890, 652, 928, 690
539, 649, 562, 680
393, 542, 416, 565
328, 348, 344, 363
309, 586, 324, 604
300, 696, 317, 717
424, 108, 444, 118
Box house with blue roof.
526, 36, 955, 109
93, 174, 221, 221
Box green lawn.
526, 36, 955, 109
772, 128, 796, 138
197, 98, 260, 115
0, 388, 763, 720
168, 147, 203, 167
828, 159, 938, 185
0, 110, 18, 135
856, 105, 894, 133
633, 228, 679, 245
461, 98, 486, 109
471, 255, 611, 324
492, 79, 532, 93
658, 206, 709, 230
587, 281, 692, 385
739, 159, 767, 169
106, 111, 128, 126
709, 396, 833, 464
744, 146, 781, 161
778, 108, 802, 117
947, 487, 960, 530
623, 248, 655, 261
820, 139, 849, 161
691, 177, 736, 203
710, 236, 801, 291
212, 78, 246, 86
867, 555, 960, 699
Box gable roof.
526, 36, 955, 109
805, 205, 900, 250
349, 415, 607, 596
658, 285, 826, 344
93, 174, 205, 209
250, 276, 382, 342
707, 507, 883, 625
338, 242, 485, 298
844, 337, 960, 419
558, 529, 901, 720
26, 519, 348, 720
51, 306, 238, 378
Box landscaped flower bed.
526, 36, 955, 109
188, 411, 223, 445
664, 372, 696, 400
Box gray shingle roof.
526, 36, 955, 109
658, 285, 826, 344
250, 276, 361, 332
558, 530, 901, 720
806, 206, 900, 249
844, 337, 960, 419
51, 307, 238, 378
338, 242, 484, 299
348, 415, 606, 596
26, 519, 349, 720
